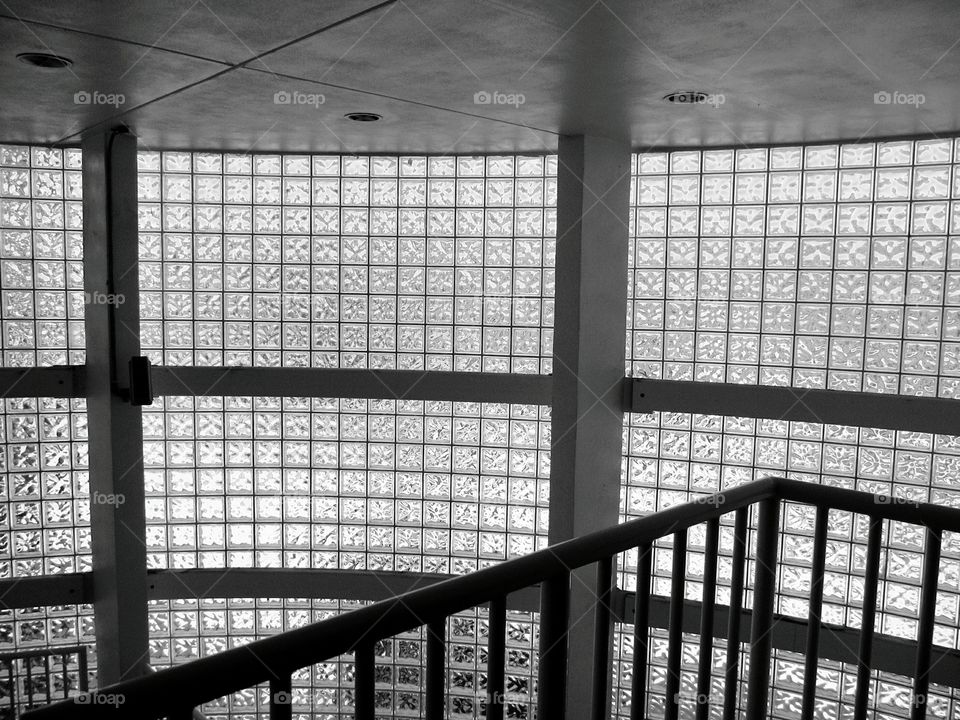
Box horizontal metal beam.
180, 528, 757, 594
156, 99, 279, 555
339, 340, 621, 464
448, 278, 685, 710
618, 592, 960, 689
151, 367, 552, 405
630, 378, 960, 435
0, 366, 85, 398
0, 573, 90, 608
146, 568, 541, 612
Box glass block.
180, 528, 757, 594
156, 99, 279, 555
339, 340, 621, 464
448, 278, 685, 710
0, 145, 84, 366
143, 397, 550, 572
138, 153, 555, 373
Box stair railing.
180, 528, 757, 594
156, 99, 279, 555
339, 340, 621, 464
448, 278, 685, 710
21, 477, 960, 720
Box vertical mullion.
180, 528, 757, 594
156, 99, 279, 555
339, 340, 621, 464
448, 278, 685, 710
665, 530, 687, 720
81, 129, 149, 684
696, 519, 720, 720
801, 506, 828, 720
853, 517, 883, 720
631, 542, 653, 720
910, 526, 942, 720
723, 508, 748, 720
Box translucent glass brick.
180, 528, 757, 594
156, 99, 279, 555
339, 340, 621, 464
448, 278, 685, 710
0, 145, 84, 366
138, 153, 556, 373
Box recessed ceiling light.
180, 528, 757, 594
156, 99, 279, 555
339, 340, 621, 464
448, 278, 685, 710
17, 52, 73, 69
344, 112, 382, 122
663, 90, 709, 104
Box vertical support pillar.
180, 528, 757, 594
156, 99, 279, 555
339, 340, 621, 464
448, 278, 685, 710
82, 130, 148, 683
549, 135, 631, 718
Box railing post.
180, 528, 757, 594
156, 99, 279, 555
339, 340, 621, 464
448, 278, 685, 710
538, 572, 571, 720
354, 642, 374, 720
800, 506, 828, 720
268, 673, 292, 720
911, 527, 942, 720
745, 498, 780, 720
592, 557, 614, 720
549, 134, 631, 719
487, 597, 507, 720
723, 508, 748, 720
425, 619, 445, 720
696, 519, 720, 720
665, 530, 687, 720
853, 517, 883, 720
631, 543, 653, 720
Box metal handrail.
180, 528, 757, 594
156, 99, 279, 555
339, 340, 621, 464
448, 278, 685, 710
22, 476, 960, 720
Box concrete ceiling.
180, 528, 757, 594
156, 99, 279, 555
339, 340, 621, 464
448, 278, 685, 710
1, 0, 959, 152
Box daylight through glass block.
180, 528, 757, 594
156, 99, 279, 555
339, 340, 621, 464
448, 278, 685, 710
0, 145, 85, 366
142, 396, 550, 572
137, 153, 556, 373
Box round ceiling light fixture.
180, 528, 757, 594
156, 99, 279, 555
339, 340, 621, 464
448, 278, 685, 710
663, 90, 709, 105
16, 52, 73, 69
344, 112, 382, 122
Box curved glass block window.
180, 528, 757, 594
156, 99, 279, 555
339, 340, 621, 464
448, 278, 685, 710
0, 397, 90, 578
628, 139, 960, 397
142, 397, 550, 571
149, 598, 538, 720
137, 153, 556, 373
0, 145, 84, 366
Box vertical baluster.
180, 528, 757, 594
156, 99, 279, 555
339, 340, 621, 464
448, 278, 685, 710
723, 508, 748, 720
426, 618, 445, 720
631, 542, 653, 720
801, 506, 828, 720
78, 647, 88, 693
487, 597, 507, 720
43, 655, 51, 705
910, 526, 942, 720
269, 673, 292, 720
853, 517, 882, 720
354, 641, 375, 720
696, 519, 720, 720
61, 654, 69, 699
25, 656, 33, 710
537, 571, 570, 720
745, 498, 780, 720
8, 660, 15, 717
665, 529, 687, 720
592, 556, 614, 720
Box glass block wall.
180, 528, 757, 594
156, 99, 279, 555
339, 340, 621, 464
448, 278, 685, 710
0, 145, 85, 367
136, 153, 556, 373
149, 598, 539, 720
627, 139, 960, 396
617, 139, 960, 718
0, 397, 90, 579
142, 397, 550, 572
